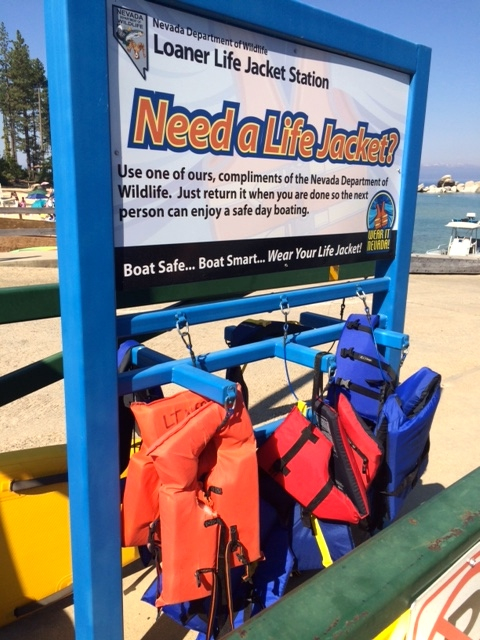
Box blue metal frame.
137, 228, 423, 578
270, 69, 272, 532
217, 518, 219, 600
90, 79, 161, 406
43, 1, 123, 638
43, 0, 430, 637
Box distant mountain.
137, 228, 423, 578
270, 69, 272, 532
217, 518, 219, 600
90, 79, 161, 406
419, 164, 480, 185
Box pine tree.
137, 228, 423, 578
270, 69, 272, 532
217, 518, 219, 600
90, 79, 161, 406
0, 22, 15, 160
0, 23, 50, 183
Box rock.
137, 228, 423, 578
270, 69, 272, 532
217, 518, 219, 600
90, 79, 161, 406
437, 174, 456, 188
463, 180, 480, 193
418, 176, 480, 194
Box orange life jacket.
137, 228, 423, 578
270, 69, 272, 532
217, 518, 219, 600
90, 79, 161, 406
124, 388, 261, 610
121, 390, 210, 547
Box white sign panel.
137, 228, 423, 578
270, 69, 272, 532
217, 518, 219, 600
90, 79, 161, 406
106, 0, 409, 290
408, 542, 480, 639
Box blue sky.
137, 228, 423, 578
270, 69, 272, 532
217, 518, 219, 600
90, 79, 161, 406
1, 0, 480, 176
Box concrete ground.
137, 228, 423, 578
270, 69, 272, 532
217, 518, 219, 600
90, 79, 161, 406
0, 259, 479, 639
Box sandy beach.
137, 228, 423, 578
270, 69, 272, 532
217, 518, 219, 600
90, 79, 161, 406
0, 265, 479, 639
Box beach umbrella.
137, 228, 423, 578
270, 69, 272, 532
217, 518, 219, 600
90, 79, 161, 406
26, 188, 47, 200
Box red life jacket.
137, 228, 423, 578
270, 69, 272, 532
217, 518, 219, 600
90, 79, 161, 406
257, 405, 362, 523
257, 392, 382, 524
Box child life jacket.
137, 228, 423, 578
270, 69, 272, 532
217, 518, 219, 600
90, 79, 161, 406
256, 391, 383, 524
371, 366, 442, 526
331, 314, 398, 425
141, 388, 261, 612
121, 389, 209, 547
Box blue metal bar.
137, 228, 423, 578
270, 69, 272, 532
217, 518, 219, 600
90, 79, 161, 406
274, 343, 336, 371
130, 345, 174, 367
119, 325, 343, 396
373, 45, 432, 334
116, 278, 391, 338
171, 365, 237, 406
375, 329, 409, 351
157, 0, 421, 74
118, 321, 406, 399
253, 418, 285, 445
298, 311, 344, 329
44, 1, 123, 638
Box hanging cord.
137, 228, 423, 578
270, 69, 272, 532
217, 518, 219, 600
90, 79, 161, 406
175, 313, 197, 367
280, 297, 299, 402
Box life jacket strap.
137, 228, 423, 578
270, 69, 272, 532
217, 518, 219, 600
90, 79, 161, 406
340, 347, 398, 383
195, 567, 216, 589
335, 377, 384, 401
270, 425, 319, 476
383, 440, 430, 498
304, 478, 334, 513
209, 518, 235, 639
229, 524, 248, 565
346, 318, 371, 332
147, 518, 161, 564
147, 519, 162, 617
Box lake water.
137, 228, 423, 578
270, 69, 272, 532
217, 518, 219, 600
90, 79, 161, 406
412, 193, 480, 253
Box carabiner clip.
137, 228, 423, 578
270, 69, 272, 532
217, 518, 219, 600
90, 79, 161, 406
176, 313, 197, 366
356, 287, 371, 321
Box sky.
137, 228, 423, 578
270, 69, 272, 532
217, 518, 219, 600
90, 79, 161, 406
1, 0, 480, 179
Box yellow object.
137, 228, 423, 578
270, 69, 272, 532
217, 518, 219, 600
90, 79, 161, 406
310, 516, 333, 568
329, 265, 340, 281
0, 444, 138, 627
297, 400, 309, 416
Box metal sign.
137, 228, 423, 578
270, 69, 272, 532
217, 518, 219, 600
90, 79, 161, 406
107, 0, 409, 291
408, 541, 480, 639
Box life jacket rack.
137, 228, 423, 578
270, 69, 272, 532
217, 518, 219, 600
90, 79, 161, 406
118, 279, 418, 638
117, 279, 409, 417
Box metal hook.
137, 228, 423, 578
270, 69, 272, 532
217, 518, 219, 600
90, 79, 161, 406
356, 287, 371, 321
279, 295, 290, 317
176, 313, 197, 367
280, 296, 290, 336
216, 393, 237, 432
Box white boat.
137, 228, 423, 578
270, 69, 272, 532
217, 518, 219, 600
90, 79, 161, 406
410, 212, 480, 274
426, 212, 480, 257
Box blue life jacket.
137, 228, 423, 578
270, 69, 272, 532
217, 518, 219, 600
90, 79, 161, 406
370, 366, 441, 527
331, 314, 398, 425
329, 315, 441, 530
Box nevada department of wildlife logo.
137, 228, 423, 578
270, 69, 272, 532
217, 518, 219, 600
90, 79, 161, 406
366, 191, 395, 253
113, 5, 148, 79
